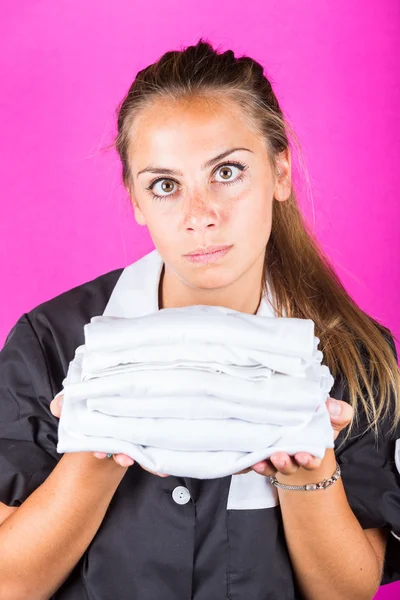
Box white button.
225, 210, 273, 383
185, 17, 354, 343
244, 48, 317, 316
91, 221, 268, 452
172, 486, 191, 505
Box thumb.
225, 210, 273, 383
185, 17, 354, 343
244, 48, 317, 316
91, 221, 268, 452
50, 393, 64, 418
327, 398, 353, 422
326, 398, 353, 440
327, 398, 342, 418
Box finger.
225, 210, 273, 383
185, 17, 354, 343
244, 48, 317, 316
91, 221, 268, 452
326, 398, 354, 440
326, 397, 353, 421
113, 453, 135, 467
251, 460, 276, 476
49, 394, 63, 418
140, 464, 170, 477
269, 453, 300, 476
294, 452, 323, 470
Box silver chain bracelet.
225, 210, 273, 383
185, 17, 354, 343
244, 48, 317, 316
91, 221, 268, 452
269, 461, 341, 491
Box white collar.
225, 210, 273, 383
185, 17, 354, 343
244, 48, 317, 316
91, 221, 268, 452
103, 248, 277, 319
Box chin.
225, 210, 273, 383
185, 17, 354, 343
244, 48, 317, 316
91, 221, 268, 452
186, 268, 235, 290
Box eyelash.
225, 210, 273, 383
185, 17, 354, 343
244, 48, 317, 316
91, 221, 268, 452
145, 161, 248, 201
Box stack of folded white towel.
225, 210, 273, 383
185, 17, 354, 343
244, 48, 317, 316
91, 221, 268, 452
56, 305, 335, 479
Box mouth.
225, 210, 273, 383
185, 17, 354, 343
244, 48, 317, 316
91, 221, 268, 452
183, 245, 233, 264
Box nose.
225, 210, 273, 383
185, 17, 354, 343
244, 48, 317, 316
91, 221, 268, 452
182, 192, 219, 232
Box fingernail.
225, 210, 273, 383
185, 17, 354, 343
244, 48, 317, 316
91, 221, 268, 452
328, 400, 341, 416
297, 455, 309, 465
59, 397, 64, 408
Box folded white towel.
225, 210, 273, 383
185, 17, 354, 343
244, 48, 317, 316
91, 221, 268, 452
58, 400, 333, 480
87, 395, 312, 426
83, 348, 274, 382
80, 306, 322, 383
84, 307, 317, 358
67, 399, 314, 453
81, 340, 322, 381
56, 305, 335, 479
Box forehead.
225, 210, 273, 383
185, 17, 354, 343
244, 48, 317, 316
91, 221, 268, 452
128, 97, 261, 159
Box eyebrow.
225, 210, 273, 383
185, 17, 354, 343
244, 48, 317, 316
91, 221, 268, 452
136, 147, 253, 178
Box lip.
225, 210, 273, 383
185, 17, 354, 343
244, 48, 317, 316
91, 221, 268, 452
184, 245, 233, 257
184, 245, 233, 264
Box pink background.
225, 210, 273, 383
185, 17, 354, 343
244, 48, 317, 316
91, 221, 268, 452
0, 1, 399, 596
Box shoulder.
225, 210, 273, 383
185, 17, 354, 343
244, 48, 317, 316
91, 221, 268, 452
5, 266, 125, 392
25, 265, 124, 343
27, 266, 124, 333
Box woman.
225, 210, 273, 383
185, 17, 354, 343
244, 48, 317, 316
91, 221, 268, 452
0, 39, 399, 600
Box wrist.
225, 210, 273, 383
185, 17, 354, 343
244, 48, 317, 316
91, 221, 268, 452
61, 451, 130, 477
49, 452, 130, 499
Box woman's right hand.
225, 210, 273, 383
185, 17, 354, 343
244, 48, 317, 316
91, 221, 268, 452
49, 393, 170, 477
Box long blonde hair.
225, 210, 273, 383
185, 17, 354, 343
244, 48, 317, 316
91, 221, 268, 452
111, 38, 400, 444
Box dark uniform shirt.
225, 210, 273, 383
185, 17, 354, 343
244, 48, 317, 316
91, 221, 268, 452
1, 249, 400, 599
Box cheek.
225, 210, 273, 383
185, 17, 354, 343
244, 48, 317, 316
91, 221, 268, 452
144, 208, 178, 251
141, 202, 175, 229
230, 192, 272, 237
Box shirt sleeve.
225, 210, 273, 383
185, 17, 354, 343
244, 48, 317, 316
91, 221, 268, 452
0, 313, 60, 507
334, 331, 400, 586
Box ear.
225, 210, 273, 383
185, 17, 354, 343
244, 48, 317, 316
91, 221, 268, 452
274, 147, 291, 202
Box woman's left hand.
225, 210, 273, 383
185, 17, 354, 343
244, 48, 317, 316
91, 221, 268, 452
234, 397, 353, 477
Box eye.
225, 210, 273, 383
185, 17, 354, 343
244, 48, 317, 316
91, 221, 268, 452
145, 161, 248, 201
213, 163, 245, 184
147, 179, 176, 200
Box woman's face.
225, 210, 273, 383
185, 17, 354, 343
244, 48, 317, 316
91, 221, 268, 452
127, 96, 291, 309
